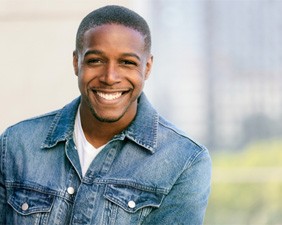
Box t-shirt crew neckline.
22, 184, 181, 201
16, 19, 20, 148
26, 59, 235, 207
73, 106, 105, 177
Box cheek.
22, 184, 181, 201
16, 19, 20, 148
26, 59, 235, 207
77, 77, 84, 93
77, 72, 89, 92
77, 69, 93, 84
133, 75, 146, 90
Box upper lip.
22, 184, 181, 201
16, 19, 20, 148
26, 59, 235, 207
91, 88, 131, 93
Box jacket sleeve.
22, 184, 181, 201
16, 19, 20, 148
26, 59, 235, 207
142, 148, 212, 225
0, 132, 7, 224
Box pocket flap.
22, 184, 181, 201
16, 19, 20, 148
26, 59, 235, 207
104, 184, 164, 213
8, 187, 54, 215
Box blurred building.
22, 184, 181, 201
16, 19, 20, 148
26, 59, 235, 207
147, 0, 282, 150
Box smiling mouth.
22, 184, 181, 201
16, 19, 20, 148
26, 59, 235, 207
96, 91, 123, 100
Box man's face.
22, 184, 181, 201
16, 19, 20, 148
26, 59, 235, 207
73, 24, 153, 124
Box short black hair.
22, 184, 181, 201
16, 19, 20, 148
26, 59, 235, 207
75, 5, 151, 53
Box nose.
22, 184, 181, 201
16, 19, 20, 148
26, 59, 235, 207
99, 62, 121, 85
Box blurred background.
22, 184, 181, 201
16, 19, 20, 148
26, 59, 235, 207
1, 0, 282, 224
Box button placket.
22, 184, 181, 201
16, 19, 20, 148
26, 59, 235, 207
67, 187, 75, 195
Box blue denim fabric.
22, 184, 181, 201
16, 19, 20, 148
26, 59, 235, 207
0, 93, 211, 225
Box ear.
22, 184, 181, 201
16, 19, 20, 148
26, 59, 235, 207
73, 50, 79, 76
145, 54, 153, 80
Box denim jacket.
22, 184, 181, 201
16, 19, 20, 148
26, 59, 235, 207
0, 93, 211, 225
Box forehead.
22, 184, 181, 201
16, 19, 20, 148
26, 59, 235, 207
81, 24, 146, 53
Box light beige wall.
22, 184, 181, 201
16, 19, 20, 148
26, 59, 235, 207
0, 0, 146, 133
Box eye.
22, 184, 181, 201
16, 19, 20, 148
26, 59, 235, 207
87, 58, 103, 65
120, 60, 137, 66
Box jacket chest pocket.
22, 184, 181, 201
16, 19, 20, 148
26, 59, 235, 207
7, 186, 54, 224
103, 184, 165, 224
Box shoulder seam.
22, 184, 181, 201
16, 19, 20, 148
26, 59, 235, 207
158, 119, 203, 149
6, 110, 59, 130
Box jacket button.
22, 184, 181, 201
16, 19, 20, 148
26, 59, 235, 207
21, 202, 29, 211
67, 187, 75, 195
128, 200, 136, 209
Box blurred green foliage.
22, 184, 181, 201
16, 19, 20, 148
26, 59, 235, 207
204, 139, 282, 225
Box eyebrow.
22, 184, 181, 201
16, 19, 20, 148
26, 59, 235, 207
121, 53, 141, 61
84, 50, 141, 61
84, 49, 103, 57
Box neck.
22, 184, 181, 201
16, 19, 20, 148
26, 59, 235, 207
79, 106, 136, 148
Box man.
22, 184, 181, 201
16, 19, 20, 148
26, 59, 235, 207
0, 5, 211, 225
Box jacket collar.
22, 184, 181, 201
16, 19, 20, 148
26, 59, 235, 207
124, 93, 158, 153
41, 97, 80, 149
42, 93, 159, 153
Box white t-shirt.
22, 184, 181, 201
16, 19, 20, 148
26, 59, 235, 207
73, 107, 105, 177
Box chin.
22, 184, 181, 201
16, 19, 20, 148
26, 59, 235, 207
90, 108, 125, 123
95, 115, 123, 123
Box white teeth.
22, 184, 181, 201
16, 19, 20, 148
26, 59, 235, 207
96, 92, 122, 100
